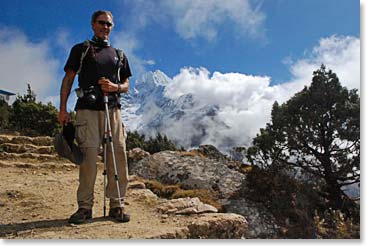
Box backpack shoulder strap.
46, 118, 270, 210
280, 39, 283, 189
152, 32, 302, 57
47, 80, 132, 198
115, 48, 125, 83
115, 48, 124, 62
76, 40, 91, 74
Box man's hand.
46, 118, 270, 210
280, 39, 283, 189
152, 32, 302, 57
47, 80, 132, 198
98, 77, 118, 93
59, 69, 75, 126
58, 110, 69, 126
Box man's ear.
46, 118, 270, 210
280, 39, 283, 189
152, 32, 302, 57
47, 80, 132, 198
91, 22, 97, 32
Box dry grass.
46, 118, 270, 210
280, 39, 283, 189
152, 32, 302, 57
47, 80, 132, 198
143, 178, 223, 211
172, 189, 223, 211
178, 150, 206, 158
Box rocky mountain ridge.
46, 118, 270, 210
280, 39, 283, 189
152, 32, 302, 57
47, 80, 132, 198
121, 70, 250, 152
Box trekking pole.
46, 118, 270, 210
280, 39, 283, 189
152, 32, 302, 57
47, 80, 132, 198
103, 115, 107, 217
103, 92, 123, 213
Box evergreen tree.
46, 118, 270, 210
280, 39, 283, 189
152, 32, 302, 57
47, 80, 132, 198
247, 65, 360, 211
126, 130, 147, 151
145, 132, 178, 154
9, 84, 60, 136
126, 130, 178, 154
0, 99, 10, 131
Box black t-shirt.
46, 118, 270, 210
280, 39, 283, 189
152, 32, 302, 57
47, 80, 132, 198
64, 42, 132, 110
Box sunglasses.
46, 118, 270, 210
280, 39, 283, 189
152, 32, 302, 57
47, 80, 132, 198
97, 20, 113, 27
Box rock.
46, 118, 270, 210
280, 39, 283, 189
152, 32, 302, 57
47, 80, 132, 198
0, 152, 59, 162
0, 143, 54, 155
194, 145, 249, 173
150, 213, 247, 239
36, 146, 54, 155
129, 189, 159, 206
0, 135, 60, 163
225, 198, 279, 238
128, 175, 142, 182
158, 197, 218, 215
128, 148, 150, 163
31, 136, 54, 146
187, 213, 247, 239
9, 136, 53, 146
0, 135, 12, 145
8, 136, 33, 145
195, 145, 230, 161
129, 151, 246, 200
128, 181, 146, 189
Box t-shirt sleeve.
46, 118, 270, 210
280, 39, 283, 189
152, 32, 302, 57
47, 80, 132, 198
119, 54, 132, 81
64, 44, 82, 73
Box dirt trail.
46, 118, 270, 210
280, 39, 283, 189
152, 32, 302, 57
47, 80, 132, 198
0, 160, 194, 239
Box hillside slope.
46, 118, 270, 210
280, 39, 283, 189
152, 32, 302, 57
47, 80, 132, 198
0, 135, 247, 239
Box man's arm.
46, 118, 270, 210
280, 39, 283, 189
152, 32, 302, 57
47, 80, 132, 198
119, 78, 129, 93
58, 69, 76, 125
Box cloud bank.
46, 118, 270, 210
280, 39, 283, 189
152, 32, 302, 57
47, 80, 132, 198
0, 28, 60, 103
123, 0, 266, 41
161, 35, 360, 149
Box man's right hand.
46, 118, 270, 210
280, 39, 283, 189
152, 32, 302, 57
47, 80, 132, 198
58, 70, 76, 126
58, 110, 69, 126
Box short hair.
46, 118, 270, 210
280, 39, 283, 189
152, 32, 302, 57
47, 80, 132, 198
91, 10, 114, 24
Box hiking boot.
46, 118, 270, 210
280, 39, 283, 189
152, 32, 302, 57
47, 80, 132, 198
109, 207, 130, 223
68, 208, 92, 224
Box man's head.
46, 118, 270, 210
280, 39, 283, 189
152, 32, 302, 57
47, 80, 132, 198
91, 10, 114, 40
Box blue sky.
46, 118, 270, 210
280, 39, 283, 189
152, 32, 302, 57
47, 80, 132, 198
0, 0, 360, 104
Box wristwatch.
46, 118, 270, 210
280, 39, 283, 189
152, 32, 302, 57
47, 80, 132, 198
117, 84, 122, 93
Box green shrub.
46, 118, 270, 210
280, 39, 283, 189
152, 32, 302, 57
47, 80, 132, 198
126, 131, 182, 154
239, 166, 322, 238
9, 84, 60, 136
0, 99, 10, 131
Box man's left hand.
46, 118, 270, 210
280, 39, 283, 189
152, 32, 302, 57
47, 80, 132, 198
98, 77, 118, 93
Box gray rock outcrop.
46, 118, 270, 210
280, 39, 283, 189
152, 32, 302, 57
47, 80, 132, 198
158, 197, 218, 215
129, 147, 281, 238
129, 150, 246, 200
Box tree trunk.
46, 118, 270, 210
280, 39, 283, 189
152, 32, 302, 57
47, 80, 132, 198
322, 156, 344, 210
325, 179, 343, 209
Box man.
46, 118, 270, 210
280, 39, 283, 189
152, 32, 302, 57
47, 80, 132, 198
58, 10, 131, 224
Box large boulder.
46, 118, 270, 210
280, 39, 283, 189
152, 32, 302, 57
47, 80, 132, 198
129, 149, 281, 238
225, 198, 279, 238
128, 147, 150, 163
195, 145, 230, 161
192, 145, 250, 174
129, 150, 246, 200
186, 213, 247, 239
157, 197, 218, 215
149, 213, 248, 239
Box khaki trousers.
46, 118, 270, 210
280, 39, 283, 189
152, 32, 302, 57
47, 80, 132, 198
74, 108, 128, 210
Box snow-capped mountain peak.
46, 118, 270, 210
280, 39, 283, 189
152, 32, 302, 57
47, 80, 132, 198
121, 70, 250, 152
139, 70, 172, 86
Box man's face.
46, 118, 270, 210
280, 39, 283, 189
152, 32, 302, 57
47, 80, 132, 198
92, 14, 113, 40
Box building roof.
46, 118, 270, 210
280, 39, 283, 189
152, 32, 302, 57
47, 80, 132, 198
0, 89, 16, 96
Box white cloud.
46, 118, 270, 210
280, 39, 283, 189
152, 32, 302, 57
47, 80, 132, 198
165, 67, 271, 109
160, 35, 360, 149
123, 0, 266, 41
113, 31, 148, 78
144, 59, 156, 65
54, 29, 74, 55
289, 35, 360, 92
0, 28, 60, 103
162, 67, 274, 148
113, 0, 266, 81
166, 0, 266, 40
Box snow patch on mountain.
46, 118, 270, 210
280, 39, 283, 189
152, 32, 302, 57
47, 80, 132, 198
121, 69, 267, 151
